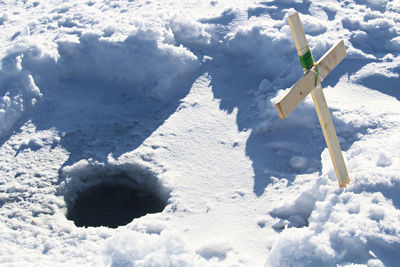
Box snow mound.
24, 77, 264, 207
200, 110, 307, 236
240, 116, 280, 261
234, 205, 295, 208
196, 241, 232, 261
1, 25, 200, 139
1, 0, 400, 266
105, 230, 196, 266
0, 49, 41, 137
26, 30, 199, 100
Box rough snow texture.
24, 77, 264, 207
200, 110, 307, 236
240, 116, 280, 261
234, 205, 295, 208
0, 0, 399, 266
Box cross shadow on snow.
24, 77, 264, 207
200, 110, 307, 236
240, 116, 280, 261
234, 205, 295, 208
194, 7, 380, 196
201, 8, 400, 196
205, 46, 369, 197
205, 51, 325, 196
15, 33, 199, 175
322, 57, 400, 101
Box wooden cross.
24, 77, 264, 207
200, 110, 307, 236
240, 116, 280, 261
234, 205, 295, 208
274, 12, 350, 187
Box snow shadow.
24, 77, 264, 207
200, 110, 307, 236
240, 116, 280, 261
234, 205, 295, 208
322, 58, 374, 87
356, 71, 400, 101
332, 58, 400, 102
16, 32, 199, 168
195, 242, 231, 261
339, 14, 400, 100
269, 189, 314, 231
199, 24, 364, 197
352, 180, 400, 213
205, 51, 324, 196
254, 0, 311, 21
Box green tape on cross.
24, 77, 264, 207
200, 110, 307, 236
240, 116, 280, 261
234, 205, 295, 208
314, 63, 319, 87
299, 49, 314, 70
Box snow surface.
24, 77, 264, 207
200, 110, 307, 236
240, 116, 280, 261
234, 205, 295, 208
0, 0, 399, 266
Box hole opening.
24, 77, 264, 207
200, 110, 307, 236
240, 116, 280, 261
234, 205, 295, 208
64, 166, 169, 228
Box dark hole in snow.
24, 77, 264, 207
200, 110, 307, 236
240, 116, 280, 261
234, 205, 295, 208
66, 173, 167, 228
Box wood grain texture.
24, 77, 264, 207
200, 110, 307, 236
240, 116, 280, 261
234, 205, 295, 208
288, 12, 309, 57
311, 86, 351, 187
276, 11, 350, 187
274, 40, 346, 119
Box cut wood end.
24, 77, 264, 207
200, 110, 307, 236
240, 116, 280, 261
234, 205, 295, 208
274, 102, 286, 120
341, 40, 348, 58
340, 39, 347, 51
339, 176, 351, 188
288, 11, 299, 20
336, 40, 347, 58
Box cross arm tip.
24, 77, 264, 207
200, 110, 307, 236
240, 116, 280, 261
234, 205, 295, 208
288, 11, 300, 24
339, 177, 350, 188
274, 102, 286, 120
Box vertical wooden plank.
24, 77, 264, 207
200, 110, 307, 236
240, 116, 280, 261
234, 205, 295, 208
311, 86, 351, 187
288, 12, 309, 57
287, 12, 350, 187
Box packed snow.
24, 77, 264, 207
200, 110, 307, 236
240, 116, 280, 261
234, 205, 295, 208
0, 0, 399, 266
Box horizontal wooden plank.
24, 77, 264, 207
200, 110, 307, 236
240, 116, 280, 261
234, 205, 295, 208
274, 40, 346, 119
317, 40, 347, 80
